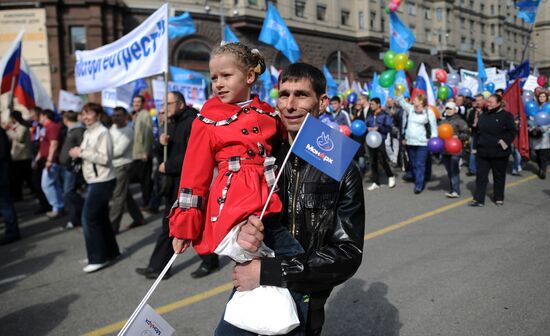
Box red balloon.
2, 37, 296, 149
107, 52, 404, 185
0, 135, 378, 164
445, 138, 463, 155
452, 87, 458, 97
389, 1, 399, 12
537, 75, 548, 88
435, 69, 447, 83
339, 125, 351, 137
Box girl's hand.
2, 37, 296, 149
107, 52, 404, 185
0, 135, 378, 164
172, 238, 191, 254
69, 147, 81, 158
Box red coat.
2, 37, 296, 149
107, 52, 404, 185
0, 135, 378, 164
168, 96, 284, 255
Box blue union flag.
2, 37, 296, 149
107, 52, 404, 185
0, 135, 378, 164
292, 115, 360, 181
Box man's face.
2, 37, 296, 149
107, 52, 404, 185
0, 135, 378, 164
475, 96, 485, 109
277, 78, 324, 136
330, 100, 341, 113
369, 100, 380, 111
111, 110, 127, 128
358, 96, 368, 108
132, 97, 143, 112
445, 107, 457, 116
161, 93, 182, 118
39, 113, 46, 124
456, 96, 464, 106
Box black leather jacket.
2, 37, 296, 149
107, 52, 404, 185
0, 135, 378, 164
260, 139, 365, 296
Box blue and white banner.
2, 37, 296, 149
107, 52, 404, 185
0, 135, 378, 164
259, 3, 301, 63
75, 4, 168, 94
152, 79, 206, 110
389, 12, 416, 54
292, 115, 360, 181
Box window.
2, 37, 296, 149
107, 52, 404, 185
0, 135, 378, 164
327, 53, 349, 83
481, 23, 485, 34
469, 20, 474, 30
491, 24, 495, 35
407, 1, 416, 16
341, 10, 350, 26
369, 11, 376, 30
247, 0, 257, 5
470, 38, 475, 48
176, 40, 211, 72
70, 26, 86, 53
436, 8, 443, 21
425, 29, 432, 42
514, 32, 517, 43
480, 4, 485, 13
469, 0, 474, 8
460, 17, 465, 29
461, 36, 466, 44
438, 33, 442, 43
295, 0, 306, 18
381, 16, 385, 32
359, 11, 365, 30
317, 4, 326, 21
424, 7, 431, 20
481, 41, 486, 51
491, 42, 495, 53
490, 5, 494, 15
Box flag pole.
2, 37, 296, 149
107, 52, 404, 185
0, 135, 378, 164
163, 1, 169, 163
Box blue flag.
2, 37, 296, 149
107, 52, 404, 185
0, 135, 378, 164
170, 66, 206, 87
476, 48, 487, 93
259, 3, 301, 63
224, 25, 239, 43
389, 13, 416, 53
323, 65, 338, 98
292, 115, 360, 181
369, 73, 388, 106
508, 60, 531, 80
258, 69, 273, 102
168, 12, 196, 39
132, 78, 148, 98
516, 0, 540, 24
389, 70, 410, 99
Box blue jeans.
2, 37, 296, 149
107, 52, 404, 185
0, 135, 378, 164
63, 168, 84, 226
82, 180, 119, 264
0, 186, 19, 240
442, 154, 461, 194
41, 164, 64, 212
511, 145, 521, 172
215, 221, 306, 335
469, 137, 477, 174
407, 145, 429, 192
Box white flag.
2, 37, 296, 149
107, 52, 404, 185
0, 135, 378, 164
123, 304, 175, 336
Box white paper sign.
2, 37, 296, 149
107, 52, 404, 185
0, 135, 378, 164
460, 76, 479, 95
101, 82, 134, 110
124, 304, 175, 336
75, 4, 168, 94
522, 75, 540, 92
152, 79, 206, 109
460, 69, 478, 82
58, 90, 83, 112
485, 67, 497, 78
487, 73, 507, 90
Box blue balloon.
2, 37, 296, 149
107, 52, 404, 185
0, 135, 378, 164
446, 85, 454, 98
347, 92, 358, 105
350, 120, 367, 136
447, 73, 460, 86
486, 82, 495, 93
534, 111, 550, 126
523, 96, 533, 105
525, 101, 539, 116
268, 97, 277, 107
541, 102, 550, 113
458, 87, 472, 97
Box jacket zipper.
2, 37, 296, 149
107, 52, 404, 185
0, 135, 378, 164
291, 156, 300, 238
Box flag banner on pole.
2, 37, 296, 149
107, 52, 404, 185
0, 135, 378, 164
259, 3, 301, 63
515, 0, 541, 24
75, 4, 168, 94
369, 72, 388, 106
170, 66, 207, 87
508, 60, 530, 80
0, 30, 24, 94
323, 65, 338, 97
389, 70, 410, 98
503, 80, 530, 160
476, 48, 487, 93
14, 58, 55, 110
152, 79, 206, 109
258, 68, 273, 102
58, 90, 83, 112
224, 25, 239, 43
102, 81, 135, 110
168, 11, 196, 39
122, 303, 175, 336
291, 115, 360, 181
411, 63, 435, 106
389, 13, 416, 53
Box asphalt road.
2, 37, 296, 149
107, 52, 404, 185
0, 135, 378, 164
1, 162, 549, 336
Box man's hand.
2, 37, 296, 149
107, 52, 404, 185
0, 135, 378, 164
237, 215, 264, 253
232, 260, 261, 291
160, 134, 170, 146
69, 147, 81, 158
172, 237, 191, 254
142, 154, 149, 162
45, 161, 52, 170
159, 162, 166, 174
368, 127, 378, 132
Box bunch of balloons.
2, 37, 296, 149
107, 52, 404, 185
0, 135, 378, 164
385, 0, 402, 13
434, 69, 455, 101
427, 124, 462, 155
381, 51, 414, 88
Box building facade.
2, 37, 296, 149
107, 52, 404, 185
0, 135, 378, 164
0, 0, 547, 104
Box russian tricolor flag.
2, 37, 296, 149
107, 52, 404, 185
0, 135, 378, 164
13, 58, 55, 110
411, 63, 436, 106
0, 31, 24, 94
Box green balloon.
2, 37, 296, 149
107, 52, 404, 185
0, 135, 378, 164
269, 88, 279, 99
379, 69, 397, 88
384, 6, 390, 14
383, 51, 397, 69
405, 59, 414, 71
437, 86, 450, 101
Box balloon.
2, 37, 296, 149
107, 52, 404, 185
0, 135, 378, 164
339, 125, 351, 136
269, 88, 279, 98
366, 131, 383, 148
481, 91, 491, 99
268, 97, 277, 107
525, 101, 539, 116
445, 85, 454, 98
395, 83, 406, 95
405, 59, 415, 71
486, 82, 495, 93
447, 73, 460, 86
437, 86, 450, 101
384, 5, 390, 14
327, 121, 339, 130
337, 93, 345, 102
345, 89, 352, 97
445, 138, 463, 155
541, 102, 550, 113
392, 0, 402, 5
347, 92, 358, 104
452, 87, 458, 98
523, 90, 534, 102
534, 111, 550, 126
379, 69, 397, 88
351, 120, 367, 136
149, 108, 157, 116
435, 69, 447, 83
438, 124, 454, 140
537, 75, 548, 88
429, 105, 441, 119
458, 87, 472, 97
428, 137, 445, 153
384, 51, 397, 69
394, 54, 408, 71
523, 96, 533, 105
389, 1, 399, 12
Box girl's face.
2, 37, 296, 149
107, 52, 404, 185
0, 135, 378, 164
209, 54, 255, 104
539, 93, 548, 104
81, 108, 99, 126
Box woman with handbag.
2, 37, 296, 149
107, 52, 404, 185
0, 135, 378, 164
69, 103, 120, 273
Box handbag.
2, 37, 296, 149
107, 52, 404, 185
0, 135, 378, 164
68, 158, 82, 174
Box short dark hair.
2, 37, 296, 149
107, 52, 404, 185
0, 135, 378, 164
474, 94, 484, 99
82, 102, 104, 116
495, 89, 504, 95
170, 91, 186, 106
113, 106, 128, 115
134, 95, 145, 103
330, 96, 341, 103
279, 63, 326, 97
39, 109, 56, 121
62, 111, 78, 122
370, 97, 381, 105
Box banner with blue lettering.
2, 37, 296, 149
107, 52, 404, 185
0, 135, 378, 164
292, 115, 360, 181
75, 4, 168, 94
152, 79, 206, 109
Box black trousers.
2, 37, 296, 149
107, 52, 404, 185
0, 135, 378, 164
368, 145, 394, 185
535, 149, 549, 173
130, 159, 153, 207
9, 159, 33, 201
474, 156, 509, 203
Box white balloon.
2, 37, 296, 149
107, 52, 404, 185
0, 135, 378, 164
366, 131, 383, 148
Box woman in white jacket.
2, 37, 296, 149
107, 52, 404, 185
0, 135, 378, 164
396, 94, 438, 194
69, 103, 120, 273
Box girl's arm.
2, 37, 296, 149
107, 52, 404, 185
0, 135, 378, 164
80, 131, 112, 166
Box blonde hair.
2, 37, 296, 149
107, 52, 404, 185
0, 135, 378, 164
414, 94, 428, 107
211, 42, 266, 83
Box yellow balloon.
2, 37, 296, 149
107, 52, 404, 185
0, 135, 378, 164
482, 91, 491, 99
395, 83, 406, 95
394, 53, 409, 71
149, 108, 158, 116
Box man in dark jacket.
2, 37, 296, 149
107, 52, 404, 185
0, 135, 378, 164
0, 126, 20, 245
135, 91, 218, 279
366, 97, 395, 191
227, 63, 366, 335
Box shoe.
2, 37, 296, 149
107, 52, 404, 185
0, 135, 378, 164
46, 210, 65, 219
469, 200, 484, 207
140, 207, 159, 214
466, 171, 475, 176
445, 192, 460, 198
62, 222, 75, 230
83, 261, 110, 273
136, 267, 172, 280
190, 265, 219, 279
388, 177, 396, 188
511, 170, 520, 176
539, 169, 546, 179
33, 207, 50, 215
125, 220, 144, 230
495, 201, 504, 206
367, 183, 380, 191
414, 189, 423, 194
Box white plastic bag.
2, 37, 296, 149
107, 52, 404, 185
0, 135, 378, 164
224, 286, 300, 335
215, 223, 275, 263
